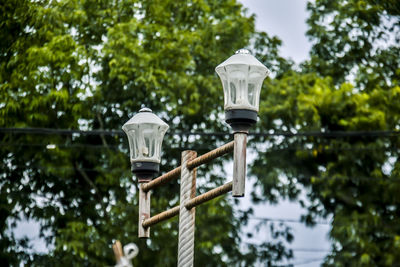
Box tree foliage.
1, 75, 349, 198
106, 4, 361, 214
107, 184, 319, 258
0, 0, 292, 266
2, 0, 400, 266
251, 0, 400, 266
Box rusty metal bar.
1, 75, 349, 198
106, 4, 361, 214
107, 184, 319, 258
142, 205, 180, 228
185, 182, 232, 210
142, 166, 182, 192
141, 182, 233, 228
142, 141, 233, 192
187, 141, 234, 170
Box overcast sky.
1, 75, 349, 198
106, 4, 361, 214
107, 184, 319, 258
241, 0, 312, 63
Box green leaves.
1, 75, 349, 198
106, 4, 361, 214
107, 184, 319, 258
248, 1, 400, 266
1, 0, 285, 266
255, 69, 400, 264
306, 0, 400, 88
5, 0, 399, 265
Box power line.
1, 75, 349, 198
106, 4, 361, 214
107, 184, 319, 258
268, 257, 325, 267
0, 142, 122, 150
249, 215, 400, 230
290, 248, 329, 252
244, 242, 327, 266
0, 127, 124, 136
2, 161, 400, 183
288, 257, 325, 266
244, 242, 329, 252
297, 176, 400, 182
249, 216, 330, 225
0, 142, 396, 153
1, 127, 399, 137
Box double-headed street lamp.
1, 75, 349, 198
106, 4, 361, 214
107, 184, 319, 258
121, 49, 270, 266
123, 49, 269, 183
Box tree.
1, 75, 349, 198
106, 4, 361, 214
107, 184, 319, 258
0, 0, 293, 266
305, 0, 400, 90
251, 0, 400, 266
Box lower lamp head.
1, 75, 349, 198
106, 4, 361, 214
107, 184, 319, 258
225, 109, 258, 133
131, 162, 160, 183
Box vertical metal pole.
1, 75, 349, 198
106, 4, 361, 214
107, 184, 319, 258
138, 183, 151, 238
233, 132, 247, 197
177, 150, 197, 267
112, 240, 124, 264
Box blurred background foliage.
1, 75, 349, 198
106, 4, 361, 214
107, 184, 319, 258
0, 0, 399, 266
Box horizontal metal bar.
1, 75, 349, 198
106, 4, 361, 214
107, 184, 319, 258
142, 142, 233, 192
187, 141, 234, 170
142, 205, 180, 228
142, 166, 182, 192
185, 182, 232, 210
142, 182, 232, 228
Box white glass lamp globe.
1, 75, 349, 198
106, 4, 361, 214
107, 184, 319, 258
215, 49, 270, 132
122, 108, 169, 181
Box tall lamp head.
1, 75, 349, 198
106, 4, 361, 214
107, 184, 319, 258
215, 49, 270, 132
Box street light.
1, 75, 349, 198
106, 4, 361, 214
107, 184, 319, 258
215, 48, 270, 132
119, 49, 270, 265
122, 107, 169, 183
216, 49, 270, 196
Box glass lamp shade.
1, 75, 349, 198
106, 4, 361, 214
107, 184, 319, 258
215, 49, 270, 112
122, 108, 169, 164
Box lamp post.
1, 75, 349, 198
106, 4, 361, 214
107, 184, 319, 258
215, 49, 270, 196
121, 49, 270, 265
122, 107, 169, 238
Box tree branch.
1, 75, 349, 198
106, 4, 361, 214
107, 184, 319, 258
75, 162, 110, 221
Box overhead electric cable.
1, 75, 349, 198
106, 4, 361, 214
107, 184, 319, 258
1, 127, 399, 137
0, 142, 396, 153
249, 216, 330, 225
245, 242, 329, 252
244, 242, 330, 252
2, 162, 400, 182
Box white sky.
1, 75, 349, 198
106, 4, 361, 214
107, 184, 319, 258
241, 0, 312, 64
